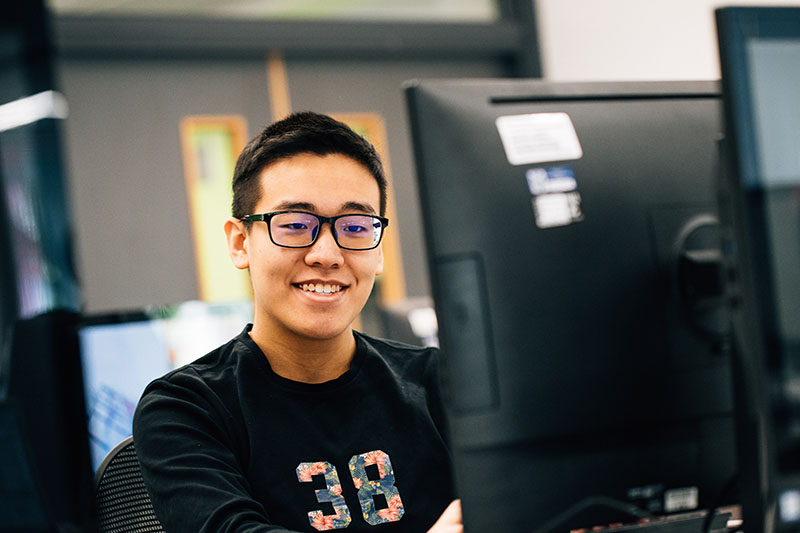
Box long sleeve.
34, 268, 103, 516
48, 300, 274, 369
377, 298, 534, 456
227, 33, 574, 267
133, 367, 300, 533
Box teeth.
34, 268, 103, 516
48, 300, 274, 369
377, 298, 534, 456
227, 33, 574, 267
300, 283, 342, 294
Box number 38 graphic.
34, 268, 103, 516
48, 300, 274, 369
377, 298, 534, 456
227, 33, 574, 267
296, 450, 405, 531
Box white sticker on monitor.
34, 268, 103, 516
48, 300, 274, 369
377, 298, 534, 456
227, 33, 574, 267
496, 112, 583, 166
532, 191, 583, 229
527, 166, 583, 229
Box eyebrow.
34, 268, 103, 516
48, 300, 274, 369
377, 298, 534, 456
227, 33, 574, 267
271, 200, 377, 215
272, 201, 316, 212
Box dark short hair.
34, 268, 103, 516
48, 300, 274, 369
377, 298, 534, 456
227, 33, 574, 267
231, 111, 388, 222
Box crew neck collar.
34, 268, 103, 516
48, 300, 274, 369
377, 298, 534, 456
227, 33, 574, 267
237, 325, 367, 393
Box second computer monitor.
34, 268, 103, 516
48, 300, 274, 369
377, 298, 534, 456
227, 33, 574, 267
406, 79, 736, 531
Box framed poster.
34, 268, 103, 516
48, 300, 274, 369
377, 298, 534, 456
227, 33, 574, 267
180, 115, 251, 302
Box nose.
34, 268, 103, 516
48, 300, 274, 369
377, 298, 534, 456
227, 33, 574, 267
304, 222, 343, 267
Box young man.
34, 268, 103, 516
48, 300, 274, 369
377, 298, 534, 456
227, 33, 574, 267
133, 112, 462, 532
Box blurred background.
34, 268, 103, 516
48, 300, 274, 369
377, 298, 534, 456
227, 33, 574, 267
47, 0, 800, 332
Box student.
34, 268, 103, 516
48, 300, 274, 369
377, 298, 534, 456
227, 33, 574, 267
133, 112, 462, 532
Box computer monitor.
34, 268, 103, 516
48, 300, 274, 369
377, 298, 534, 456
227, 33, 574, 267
716, 7, 800, 533
405, 79, 736, 531
78, 299, 253, 470
0, 2, 93, 530
78, 310, 172, 471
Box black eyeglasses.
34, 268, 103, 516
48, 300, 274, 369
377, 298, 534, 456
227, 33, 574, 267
241, 210, 389, 250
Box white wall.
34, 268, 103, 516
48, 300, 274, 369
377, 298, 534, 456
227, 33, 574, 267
536, 0, 800, 81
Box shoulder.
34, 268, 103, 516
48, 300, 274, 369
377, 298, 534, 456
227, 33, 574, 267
354, 331, 442, 380
134, 328, 258, 425
355, 332, 450, 434
132, 330, 262, 458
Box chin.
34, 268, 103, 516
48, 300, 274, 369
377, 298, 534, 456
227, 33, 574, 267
294, 321, 354, 342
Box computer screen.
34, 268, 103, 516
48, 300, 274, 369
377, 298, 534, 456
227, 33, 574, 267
406, 79, 737, 531
0, 2, 93, 530
79, 299, 253, 470
716, 7, 800, 532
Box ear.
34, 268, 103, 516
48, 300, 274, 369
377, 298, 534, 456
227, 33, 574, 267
224, 217, 250, 270
374, 244, 384, 276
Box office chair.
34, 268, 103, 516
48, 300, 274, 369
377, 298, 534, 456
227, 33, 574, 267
94, 436, 165, 532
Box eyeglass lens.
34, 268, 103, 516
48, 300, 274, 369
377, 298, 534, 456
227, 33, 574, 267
269, 212, 382, 249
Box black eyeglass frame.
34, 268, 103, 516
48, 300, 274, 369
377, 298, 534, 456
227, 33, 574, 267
240, 210, 389, 251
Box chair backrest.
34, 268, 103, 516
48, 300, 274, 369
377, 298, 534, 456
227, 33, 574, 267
93, 436, 165, 533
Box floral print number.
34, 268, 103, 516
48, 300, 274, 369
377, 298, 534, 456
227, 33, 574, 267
297, 450, 404, 529
349, 450, 405, 525
296, 461, 352, 531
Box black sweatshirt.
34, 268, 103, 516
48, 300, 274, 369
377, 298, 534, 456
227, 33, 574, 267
133, 326, 456, 532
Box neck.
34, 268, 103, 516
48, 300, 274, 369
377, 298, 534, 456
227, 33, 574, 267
249, 323, 357, 384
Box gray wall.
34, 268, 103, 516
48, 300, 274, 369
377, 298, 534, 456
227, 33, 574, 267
57, 55, 508, 314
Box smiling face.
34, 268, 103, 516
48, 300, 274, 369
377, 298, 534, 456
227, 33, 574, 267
225, 152, 384, 348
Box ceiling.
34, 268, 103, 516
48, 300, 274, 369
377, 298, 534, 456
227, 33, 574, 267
47, 0, 499, 22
